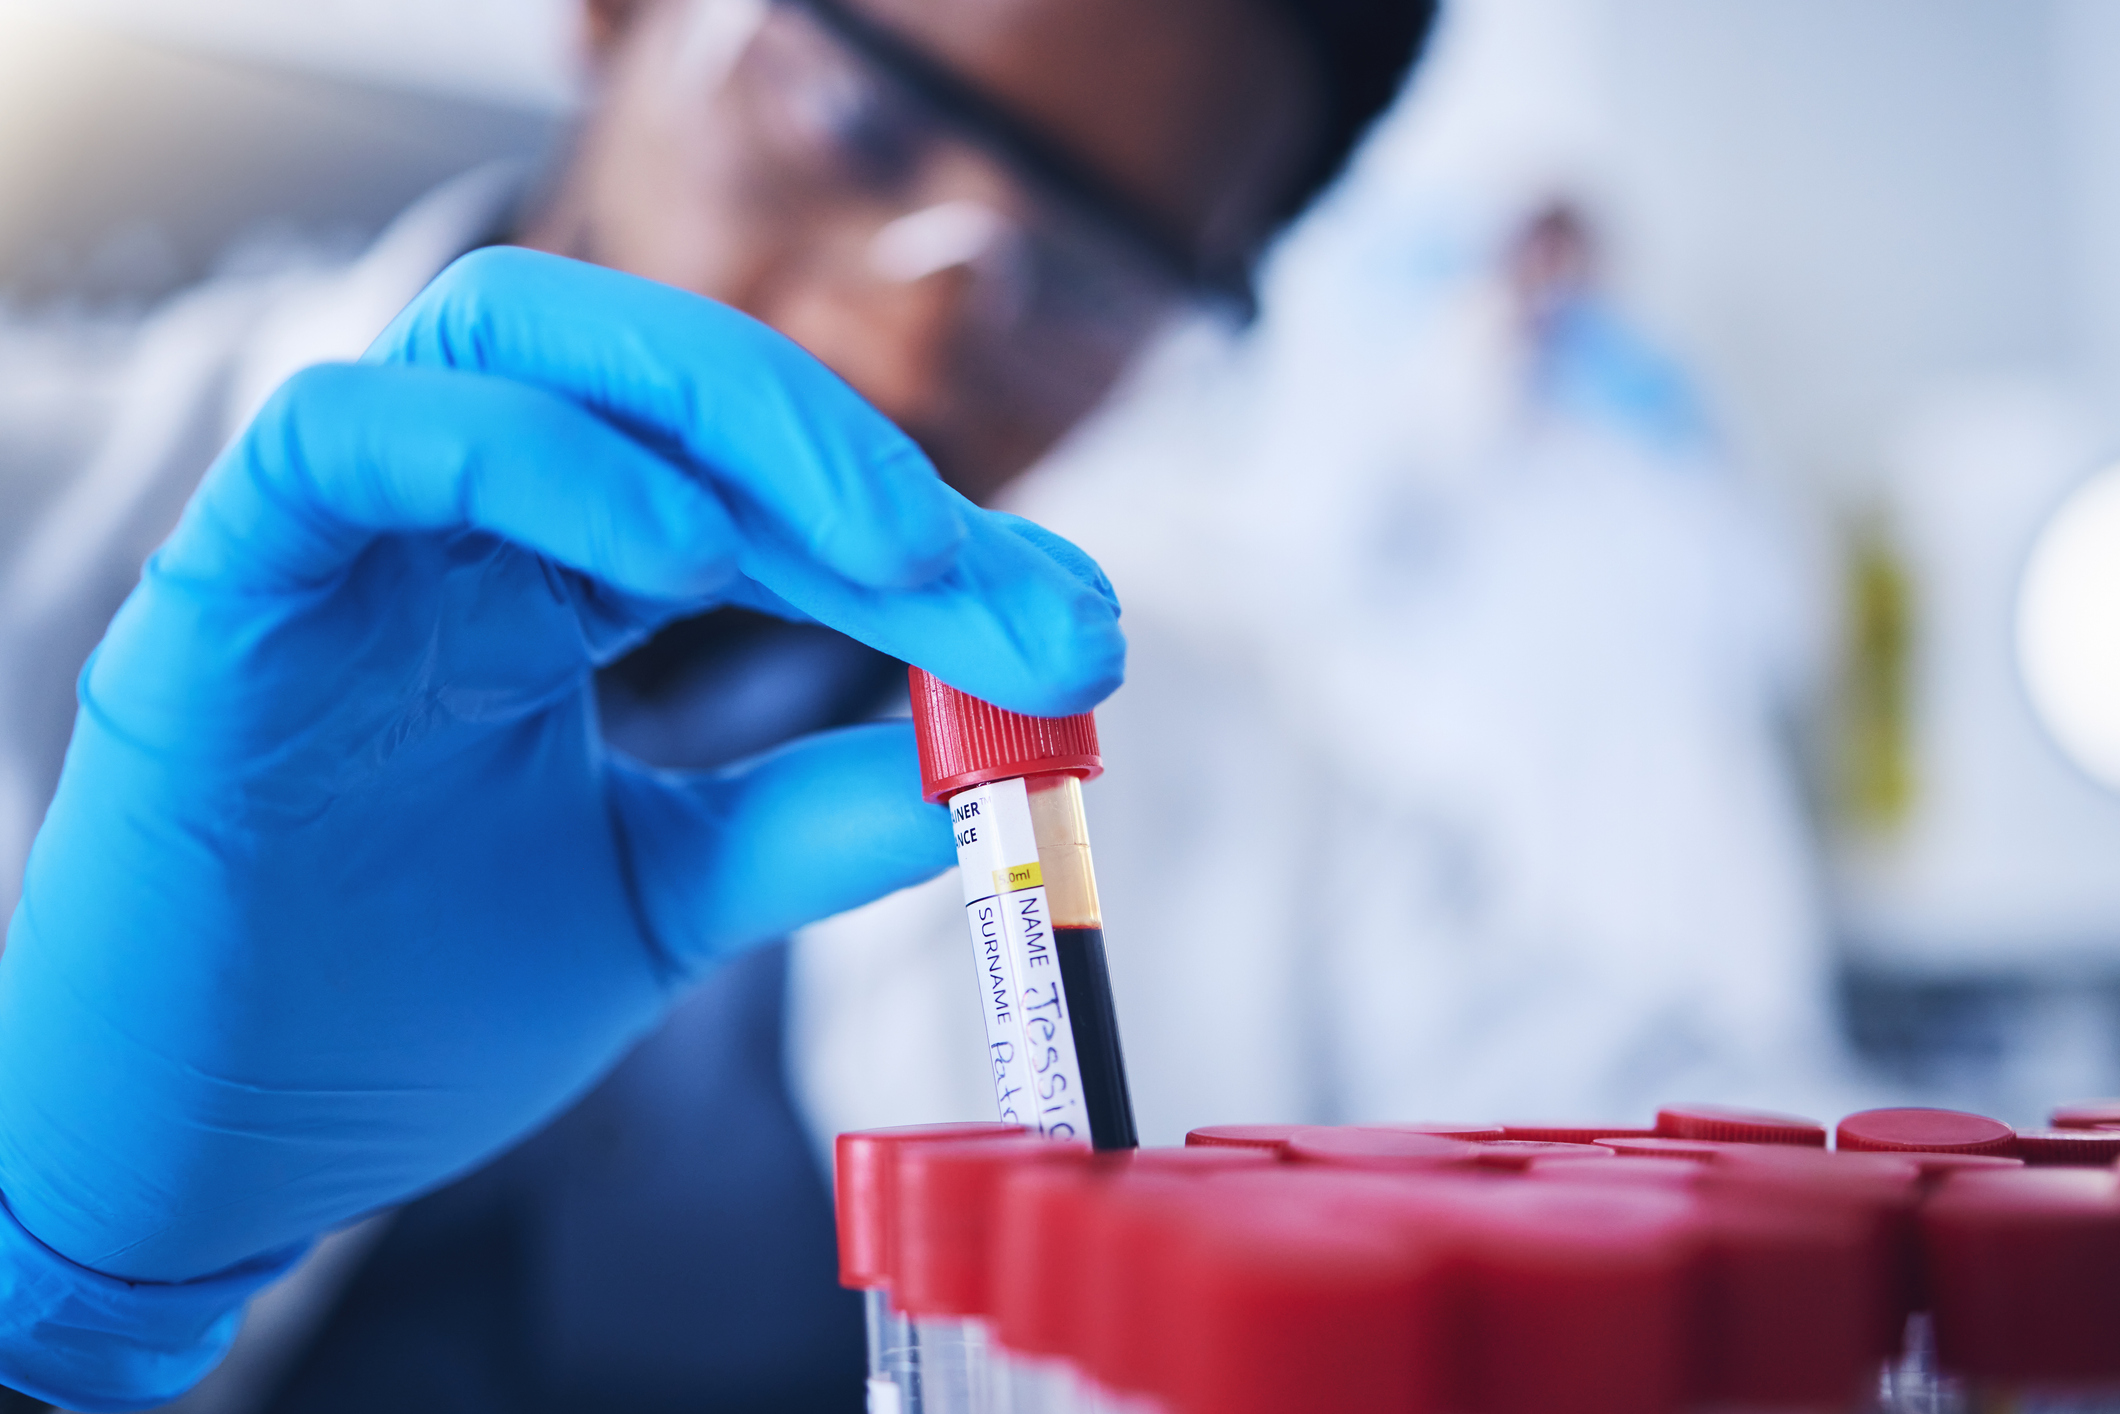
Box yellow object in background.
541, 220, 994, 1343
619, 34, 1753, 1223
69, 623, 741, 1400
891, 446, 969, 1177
1841, 515, 1916, 834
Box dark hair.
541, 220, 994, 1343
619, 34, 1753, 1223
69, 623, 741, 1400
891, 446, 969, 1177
1263, 0, 1442, 225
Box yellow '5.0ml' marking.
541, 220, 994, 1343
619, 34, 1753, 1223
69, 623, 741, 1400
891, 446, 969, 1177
994, 861, 1043, 893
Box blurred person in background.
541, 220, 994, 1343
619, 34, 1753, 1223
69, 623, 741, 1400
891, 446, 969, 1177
0, 0, 1436, 1409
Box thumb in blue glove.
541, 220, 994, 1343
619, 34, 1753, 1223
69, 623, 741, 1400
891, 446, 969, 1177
0, 247, 1123, 1409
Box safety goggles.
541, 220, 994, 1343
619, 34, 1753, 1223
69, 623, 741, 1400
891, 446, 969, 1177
705, 0, 1251, 415
778, 0, 1256, 315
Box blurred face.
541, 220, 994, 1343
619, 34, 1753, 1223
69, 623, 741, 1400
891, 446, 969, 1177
524, 0, 1318, 502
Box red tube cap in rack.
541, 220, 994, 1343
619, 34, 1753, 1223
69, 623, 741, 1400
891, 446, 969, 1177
990, 1163, 1102, 1361
834, 1122, 1024, 1290
1712, 1146, 1924, 1182
1185, 1123, 1307, 1152
1376, 1121, 1508, 1142
1458, 1185, 1702, 1414
1923, 1168, 2120, 1385
894, 1136, 1087, 1318
1106, 1145, 1276, 1175
1898, 1152, 2025, 1180
2049, 1099, 2120, 1130
1526, 1156, 1707, 1188
1836, 1108, 2017, 1157
1167, 1214, 1442, 1414
1470, 1140, 1614, 1171
1699, 1149, 1922, 1356
1283, 1127, 1479, 1171
1693, 1194, 1881, 1408
2013, 1128, 2120, 1166
1597, 1137, 1739, 1163
1657, 1103, 1828, 1147
908, 667, 1102, 802
1080, 1176, 1220, 1402
1500, 1121, 1660, 1144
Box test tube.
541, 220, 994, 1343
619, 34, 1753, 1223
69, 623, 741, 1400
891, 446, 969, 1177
836, 1122, 1027, 1414
910, 668, 1138, 1152
893, 1136, 1088, 1414
990, 1163, 1105, 1414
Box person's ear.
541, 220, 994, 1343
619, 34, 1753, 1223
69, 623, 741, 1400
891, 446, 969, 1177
582, 0, 655, 60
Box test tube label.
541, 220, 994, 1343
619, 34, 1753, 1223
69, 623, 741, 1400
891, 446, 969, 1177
949, 778, 1088, 1140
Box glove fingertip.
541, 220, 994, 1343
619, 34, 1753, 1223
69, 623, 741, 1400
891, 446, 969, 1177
993, 514, 1121, 612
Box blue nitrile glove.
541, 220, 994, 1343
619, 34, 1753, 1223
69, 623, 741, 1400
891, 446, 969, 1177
0, 247, 1123, 1410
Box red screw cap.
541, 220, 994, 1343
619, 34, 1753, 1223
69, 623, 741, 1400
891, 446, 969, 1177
1702, 1148, 1923, 1356
1202, 1163, 1494, 1215
1470, 1140, 1615, 1171
1693, 1193, 1880, 1408
894, 1136, 1086, 1318
991, 1164, 1102, 1359
1597, 1137, 1739, 1163
1081, 1176, 1216, 1399
1836, 1108, 2016, 1157
2014, 1128, 2120, 1166
1897, 1152, 2024, 1179
1283, 1127, 1480, 1171
834, 1122, 1024, 1290
908, 666, 1101, 802
1657, 1103, 1828, 1147
1527, 1156, 1708, 1188
1459, 1185, 1703, 1414
1923, 1168, 2120, 1384
1378, 1121, 1508, 1142
1712, 1145, 1924, 1182
1186, 1123, 1307, 1152
2050, 1099, 2120, 1130
1501, 1122, 1660, 1144
1168, 1212, 1442, 1414
1105, 1145, 1276, 1174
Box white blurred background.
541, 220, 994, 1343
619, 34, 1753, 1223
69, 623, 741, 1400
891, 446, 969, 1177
7, 0, 2120, 1113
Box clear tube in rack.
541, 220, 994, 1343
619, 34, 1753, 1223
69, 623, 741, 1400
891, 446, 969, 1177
835, 1122, 1027, 1414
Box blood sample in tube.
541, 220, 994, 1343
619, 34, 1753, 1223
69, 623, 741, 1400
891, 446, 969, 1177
911, 669, 1139, 1151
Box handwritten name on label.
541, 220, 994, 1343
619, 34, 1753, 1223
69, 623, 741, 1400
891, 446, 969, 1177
1011, 885, 1082, 1137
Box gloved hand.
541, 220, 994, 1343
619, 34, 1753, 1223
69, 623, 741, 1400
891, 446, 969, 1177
0, 247, 1123, 1409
